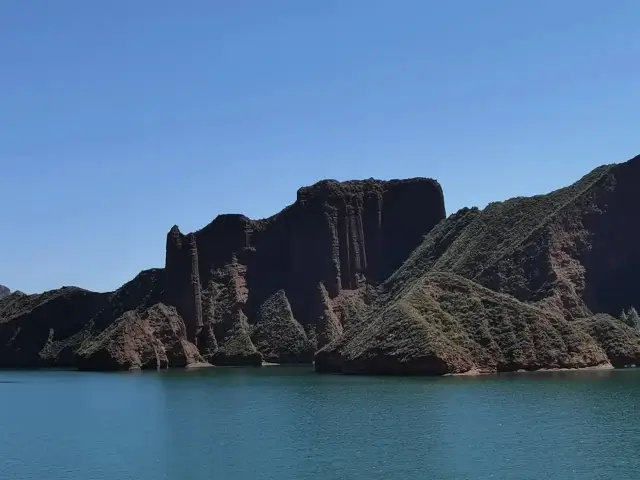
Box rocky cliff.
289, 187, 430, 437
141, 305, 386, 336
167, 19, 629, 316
316, 154, 640, 374
76, 303, 205, 371
0, 177, 446, 370
3, 155, 640, 374
0, 269, 169, 368
164, 178, 445, 365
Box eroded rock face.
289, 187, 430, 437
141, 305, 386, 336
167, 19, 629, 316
1, 177, 442, 370
7, 156, 640, 375
315, 273, 633, 375
0, 269, 164, 368
165, 229, 202, 342
165, 177, 445, 364
311, 283, 343, 350
317, 155, 640, 375
402, 157, 640, 321
196, 260, 262, 366
251, 290, 314, 363
0, 287, 109, 368
76, 303, 204, 371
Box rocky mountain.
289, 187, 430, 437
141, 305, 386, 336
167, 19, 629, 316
316, 155, 640, 374
0, 178, 446, 370
2, 155, 640, 374
0, 269, 165, 368
0, 285, 10, 299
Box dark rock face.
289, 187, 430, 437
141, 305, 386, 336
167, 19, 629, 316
0, 287, 109, 368
0, 285, 10, 299
165, 229, 202, 342
0, 269, 164, 368
164, 178, 445, 364
0, 176, 444, 371
317, 155, 640, 375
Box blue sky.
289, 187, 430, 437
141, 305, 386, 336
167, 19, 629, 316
1, 0, 639, 294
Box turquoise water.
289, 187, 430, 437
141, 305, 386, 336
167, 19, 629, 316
1, 367, 640, 479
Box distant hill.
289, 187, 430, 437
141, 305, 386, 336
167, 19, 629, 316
0, 285, 10, 299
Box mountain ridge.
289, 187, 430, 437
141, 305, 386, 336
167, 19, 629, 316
1, 177, 446, 369
316, 155, 640, 374
0, 285, 10, 299
3, 156, 640, 374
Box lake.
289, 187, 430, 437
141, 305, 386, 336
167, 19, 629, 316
1, 367, 640, 479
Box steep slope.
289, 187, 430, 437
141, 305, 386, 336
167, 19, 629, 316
317, 154, 640, 374
315, 272, 637, 374
0, 285, 10, 299
0, 269, 168, 368
390, 155, 640, 319
0, 287, 109, 367
165, 177, 445, 364
251, 290, 314, 363
76, 303, 204, 371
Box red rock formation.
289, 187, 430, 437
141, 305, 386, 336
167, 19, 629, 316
0, 269, 165, 368
76, 303, 205, 371
165, 229, 203, 342
5, 158, 640, 374
164, 177, 445, 363
317, 155, 640, 375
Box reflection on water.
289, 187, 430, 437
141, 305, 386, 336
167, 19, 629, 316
1, 367, 640, 479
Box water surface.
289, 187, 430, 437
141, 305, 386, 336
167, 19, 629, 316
2, 367, 640, 479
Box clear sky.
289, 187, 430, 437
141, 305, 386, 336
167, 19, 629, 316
1, 0, 639, 294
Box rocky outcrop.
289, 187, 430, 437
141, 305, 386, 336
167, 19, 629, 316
576, 314, 640, 367
0, 269, 164, 368
76, 303, 205, 371
251, 290, 314, 363
317, 155, 640, 374
385, 155, 640, 320
311, 283, 343, 350
165, 229, 202, 342
315, 273, 614, 374
0, 177, 442, 370
0, 285, 10, 299
165, 177, 445, 364
0, 287, 109, 368
196, 259, 262, 366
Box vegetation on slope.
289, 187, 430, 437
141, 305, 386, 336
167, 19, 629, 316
317, 156, 640, 374
316, 273, 619, 374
